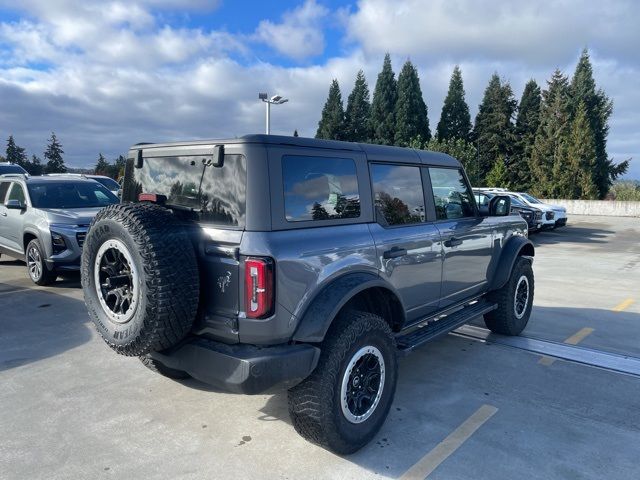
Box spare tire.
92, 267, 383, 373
81, 203, 199, 356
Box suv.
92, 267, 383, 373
0, 174, 119, 284
0, 162, 28, 175
45, 173, 121, 196
480, 188, 567, 229
474, 189, 543, 232
81, 135, 535, 454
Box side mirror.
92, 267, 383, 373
489, 195, 511, 216
6, 199, 25, 210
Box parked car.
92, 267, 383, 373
0, 174, 119, 284
45, 173, 121, 196
0, 162, 28, 175
474, 189, 543, 232
81, 135, 534, 454
479, 188, 567, 229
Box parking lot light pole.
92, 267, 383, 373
259, 93, 289, 134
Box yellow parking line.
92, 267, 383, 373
539, 327, 594, 366
399, 404, 498, 480
612, 298, 634, 312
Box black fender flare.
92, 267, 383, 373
488, 236, 535, 291
292, 272, 403, 343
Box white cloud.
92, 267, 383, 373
254, 0, 329, 60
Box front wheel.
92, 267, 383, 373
287, 311, 397, 454
26, 239, 57, 285
484, 256, 534, 335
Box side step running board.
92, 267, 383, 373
396, 301, 497, 353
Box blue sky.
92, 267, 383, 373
0, 0, 638, 178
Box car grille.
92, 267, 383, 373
76, 231, 87, 247
535, 211, 542, 220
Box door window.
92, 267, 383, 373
370, 164, 425, 226
7, 183, 26, 205
428, 168, 475, 220
282, 156, 360, 222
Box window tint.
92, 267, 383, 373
429, 168, 475, 220
0, 182, 9, 204
474, 193, 490, 207
282, 156, 360, 222
124, 154, 246, 227
371, 164, 425, 226
94, 177, 120, 191
7, 183, 26, 204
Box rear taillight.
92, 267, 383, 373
245, 257, 274, 319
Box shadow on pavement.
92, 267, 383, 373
0, 282, 92, 372
530, 224, 614, 246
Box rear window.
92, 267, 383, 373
123, 154, 246, 227
282, 155, 360, 222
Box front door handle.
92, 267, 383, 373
383, 247, 407, 259
444, 236, 463, 247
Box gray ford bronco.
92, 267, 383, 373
81, 135, 534, 454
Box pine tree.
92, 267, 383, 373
436, 66, 472, 142
95, 153, 109, 175
6, 135, 28, 167
395, 60, 430, 147
485, 156, 510, 188
511, 79, 542, 190
26, 154, 44, 176
529, 70, 572, 198
44, 132, 66, 173
565, 101, 598, 199
316, 79, 345, 140
472, 74, 517, 185
369, 53, 397, 145
293, 129, 299, 137
570, 49, 628, 198
344, 70, 372, 142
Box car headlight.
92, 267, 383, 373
51, 231, 67, 254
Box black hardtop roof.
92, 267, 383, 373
131, 134, 461, 168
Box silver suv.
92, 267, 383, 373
0, 174, 119, 284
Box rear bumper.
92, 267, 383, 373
150, 338, 321, 394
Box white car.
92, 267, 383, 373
476, 188, 567, 229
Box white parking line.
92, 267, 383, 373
399, 404, 498, 480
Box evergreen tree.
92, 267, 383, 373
26, 155, 44, 176
436, 66, 472, 141
570, 48, 628, 198
344, 70, 372, 142
293, 129, 299, 137
395, 60, 430, 147
511, 79, 542, 190
472, 74, 517, 185
369, 53, 397, 145
485, 156, 510, 188
95, 153, 109, 175
530, 70, 572, 198
43, 132, 66, 173
316, 79, 345, 140
565, 101, 598, 199
6, 135, 28, 167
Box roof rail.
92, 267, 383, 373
0, 173, 29, 180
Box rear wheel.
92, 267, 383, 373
484, 256, 534, 335
288, 311, 397, 454
26, 239, 57, 285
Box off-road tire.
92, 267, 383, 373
26, 238, 57, 286
139, 355, 190, 380
484, 256, 534, 335
81, 203, 199, 356
287, 311, 397, 454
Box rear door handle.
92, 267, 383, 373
383, 247, 407, 259
444, 237, 463, 247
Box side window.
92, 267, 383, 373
0, 182, 9, 204
371, 164, 425, 226
429, 168, 476, 220
7, 183, 26, 205
282, 155, 360, 222
474, 193, 490, 207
